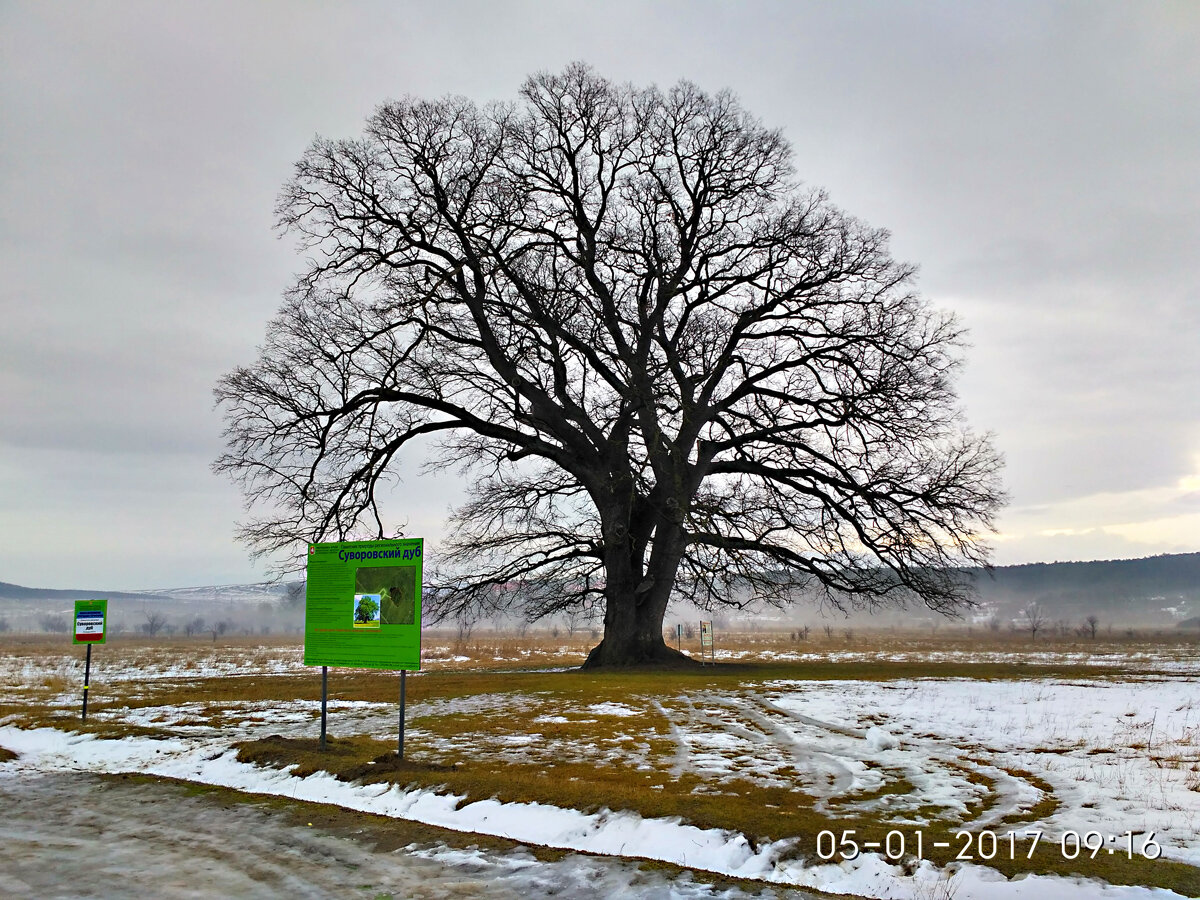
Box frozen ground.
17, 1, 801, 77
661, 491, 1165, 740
0, 643, 308, 684
3, 669, 1198, 899
4, 640, 1197, 688
1, 726, 1185, 900
0, 772, 805, 900
712, 648, 1200, 673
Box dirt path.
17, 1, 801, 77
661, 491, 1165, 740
0, 771, 812, 899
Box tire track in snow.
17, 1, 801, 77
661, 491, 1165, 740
651, 699, 695, 777
761, 688, 1048, 828
664, 689, 1049, 828
707, 694, 858, 798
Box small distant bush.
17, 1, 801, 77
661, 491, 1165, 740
39, 614, 69, 634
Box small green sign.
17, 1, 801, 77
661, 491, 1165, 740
73, 599, 107, 644
304, 539, 422, 670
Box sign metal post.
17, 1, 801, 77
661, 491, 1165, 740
399, 669, 406, 759
320, 665, 328, 751
82, 643, 92, 721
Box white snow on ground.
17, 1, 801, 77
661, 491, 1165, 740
89, 698, 390, 739
586, 701, 642, 717
0, 725, 1187, 900
762, 679, 1200, 865
712, 648, 1200, 673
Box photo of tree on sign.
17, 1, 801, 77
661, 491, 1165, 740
355, 567, 416, 626
352, 593, 381, 628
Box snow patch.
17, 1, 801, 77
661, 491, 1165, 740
866, 726, 899, 751
586, 702, 641, 717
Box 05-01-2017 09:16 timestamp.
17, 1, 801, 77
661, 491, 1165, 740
815, 829, 1163, 862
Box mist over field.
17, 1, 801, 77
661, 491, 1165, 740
3, 553, 1198, 639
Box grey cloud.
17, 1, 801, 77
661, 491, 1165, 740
1, 0, 1197, 587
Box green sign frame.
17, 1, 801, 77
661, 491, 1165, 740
73, 599, 107, 644
303, 539, 423, 670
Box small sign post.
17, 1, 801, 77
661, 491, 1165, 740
73, 599, 107, 721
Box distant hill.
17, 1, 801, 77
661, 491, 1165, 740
0, 580, 296, 606
734, 553, 1200, 627
980, 553, 1199, 599
143, 583, 294, 605
971, 553, 1200, 622
0, 581, 165, 602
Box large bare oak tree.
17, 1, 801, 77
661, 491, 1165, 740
215, 65, 1004, 667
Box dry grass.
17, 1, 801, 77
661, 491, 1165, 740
4, 628, 1200, 895
228, 722, 1200, 894
3, 624, 1197, 674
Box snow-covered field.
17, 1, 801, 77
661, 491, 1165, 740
2, 639, 1197, 899
714, 648, 1200, 673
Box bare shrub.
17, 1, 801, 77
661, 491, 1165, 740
142, 612, 167, 636
39, 614, 69, 634
1022, 602, 1046, 642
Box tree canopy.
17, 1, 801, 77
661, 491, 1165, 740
215, 64, 1004, 666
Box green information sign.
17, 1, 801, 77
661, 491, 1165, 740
304, 539, 422, 670
73, 599, 107, 644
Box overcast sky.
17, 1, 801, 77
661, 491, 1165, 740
2, 1, 1197, 590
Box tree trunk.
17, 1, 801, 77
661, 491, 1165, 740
580, 526, 698, 669
581, 600, 695, 668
